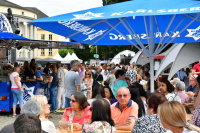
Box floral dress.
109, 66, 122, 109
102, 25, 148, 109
82, 121, 116, 133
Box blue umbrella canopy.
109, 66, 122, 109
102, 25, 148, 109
28, 0, 200, 92
0, 32, 29, 40
29, 0, 200, 50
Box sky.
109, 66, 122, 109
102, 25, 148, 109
8, 0, 103, 16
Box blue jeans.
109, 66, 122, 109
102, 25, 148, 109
65, 97, 70, 108
11, 89, 23, 105
49, 87, 57, 111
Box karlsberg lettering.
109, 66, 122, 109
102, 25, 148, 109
58, 21, 107, 41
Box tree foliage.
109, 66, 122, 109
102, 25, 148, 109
59, 49, 74, 58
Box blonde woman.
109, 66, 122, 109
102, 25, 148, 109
9, 65, 24, 117
31, 95, 56, 133
81, 70, 93, 98
158, 101, 200, 133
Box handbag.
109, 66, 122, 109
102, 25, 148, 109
40, 75, 48, 86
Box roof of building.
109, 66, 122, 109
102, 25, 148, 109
0, 0, 48, 18
24, 7, 48, 18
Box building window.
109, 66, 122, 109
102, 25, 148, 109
41, 34, 45, 40
41, 48, 45, 55
49, 34, 53, 41
49, 48, 52, 56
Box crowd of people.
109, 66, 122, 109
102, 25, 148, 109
2, 59, 200, 133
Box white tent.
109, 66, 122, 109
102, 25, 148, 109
130, 44, 178, 66
53, 52, 63, 61
62, 53, 71, 63
154, 43, 200, 80
62, 53, 83, 63
71, 53, 83, 63
110, 50, 135, 64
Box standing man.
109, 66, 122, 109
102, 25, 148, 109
64, 60, 81, 108
43, 62, 51, 76
126, 65, 137, 84
56, 62, 65, 110
79, 63, 86, 79
192, 60, 200, 75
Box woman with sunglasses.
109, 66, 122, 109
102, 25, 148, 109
62, 92, 91, 131
81, 70, 93, 98
82, 98, 116, 133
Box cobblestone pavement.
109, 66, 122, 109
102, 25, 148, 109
0, 112, 63, 130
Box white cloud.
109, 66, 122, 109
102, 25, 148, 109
8, 0, 103, 16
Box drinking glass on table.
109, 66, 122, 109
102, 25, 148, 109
59, 119, 73, 132
58, 120, 68, 132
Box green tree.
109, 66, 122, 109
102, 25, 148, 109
58, 49, 74, 58
90, 45, 138, 60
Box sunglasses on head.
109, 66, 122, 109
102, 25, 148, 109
117, 94, 129, 98
70, 99, 76, 103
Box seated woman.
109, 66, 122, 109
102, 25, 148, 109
132, 92, 168, 133
158, 101, 200, 133
103, 85, 117, 104
129, 87, 146, 118
62, 92, 91, 131
175, 81, 189, 104
31, 95, 56, 133
87, 83, 109, 105
82, 98, 116, 133
158, 78, 181, 103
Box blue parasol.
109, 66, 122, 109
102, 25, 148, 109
28, 0, 200, 92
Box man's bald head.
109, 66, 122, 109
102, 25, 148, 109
116, 87, 131, 106
117, 87, 130, 95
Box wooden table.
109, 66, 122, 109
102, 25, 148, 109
57, 128, 131, 133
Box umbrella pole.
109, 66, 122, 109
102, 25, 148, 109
149, 56, 155, 93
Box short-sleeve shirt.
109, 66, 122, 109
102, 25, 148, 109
62, 106, 91, 125
193, 64, 200, 75
50, 73, 57, 88
111, 79, 128, 98
36, 71, 43, 89
190, 105, 200, 127
111, 100, 138, 125
64, 70, 81, 98
132, 114, 167, 133
10, 72, 21, 88
82, 121, 116, 133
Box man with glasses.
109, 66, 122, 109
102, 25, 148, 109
111, 87, 138, 131
186, 76, 198, 93
64, 60, 81, 108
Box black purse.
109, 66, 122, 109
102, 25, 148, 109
40, 76, 48, 86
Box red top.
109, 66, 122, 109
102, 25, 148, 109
62, 106, 91, 125
193, 64, 200, 75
